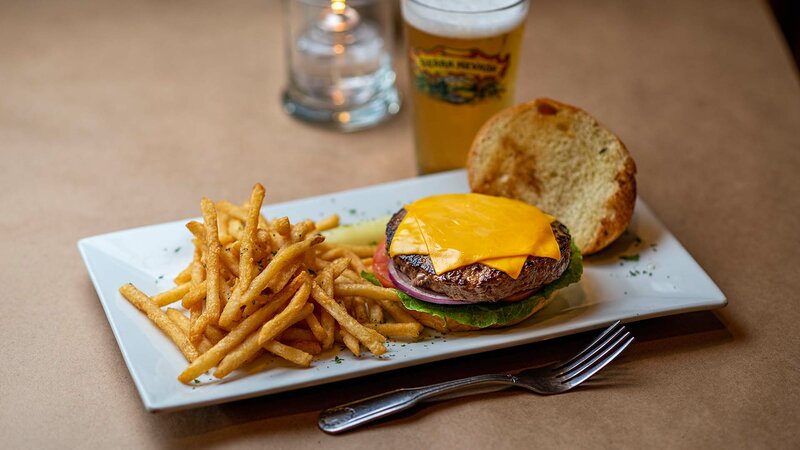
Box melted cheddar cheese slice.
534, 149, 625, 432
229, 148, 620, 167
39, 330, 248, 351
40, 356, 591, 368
388, 194, 561, 279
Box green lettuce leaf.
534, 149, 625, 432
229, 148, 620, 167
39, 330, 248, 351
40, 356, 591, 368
360, 270, 382, 287
395, 241, 583, 329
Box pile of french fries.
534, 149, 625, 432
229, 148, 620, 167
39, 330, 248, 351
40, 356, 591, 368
119, 183, 423, 384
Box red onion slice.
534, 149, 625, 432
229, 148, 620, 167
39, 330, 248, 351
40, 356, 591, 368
387, 260, 480, 305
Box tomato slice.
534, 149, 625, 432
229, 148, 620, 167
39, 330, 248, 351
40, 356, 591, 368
371, 237, 395, 288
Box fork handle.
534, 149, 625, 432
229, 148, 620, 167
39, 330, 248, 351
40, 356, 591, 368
318, 373, 516, 434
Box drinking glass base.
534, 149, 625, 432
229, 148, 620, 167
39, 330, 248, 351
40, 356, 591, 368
281, 87, 401, 132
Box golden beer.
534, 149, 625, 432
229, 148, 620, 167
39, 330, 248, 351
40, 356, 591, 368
402, 0, 528, 174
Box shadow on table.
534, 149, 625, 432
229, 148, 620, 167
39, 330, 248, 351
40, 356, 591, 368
150, 309, 735, 446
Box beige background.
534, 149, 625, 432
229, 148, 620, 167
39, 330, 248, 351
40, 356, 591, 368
1, 0, 799, 448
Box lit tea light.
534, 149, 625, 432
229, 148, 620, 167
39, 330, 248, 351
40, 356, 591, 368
319, 0, 360, 33
331, 1, 346, 13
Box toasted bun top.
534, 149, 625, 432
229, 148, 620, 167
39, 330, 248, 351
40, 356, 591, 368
468, 98, 636, 255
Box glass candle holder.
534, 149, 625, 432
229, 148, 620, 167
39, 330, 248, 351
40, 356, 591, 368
282, 0, 401, 132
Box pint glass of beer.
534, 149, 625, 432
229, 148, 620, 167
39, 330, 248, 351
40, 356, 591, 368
401, 0, 529, 174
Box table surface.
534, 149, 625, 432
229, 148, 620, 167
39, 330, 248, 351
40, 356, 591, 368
2, 0, 799, 448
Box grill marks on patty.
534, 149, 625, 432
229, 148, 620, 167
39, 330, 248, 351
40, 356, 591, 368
385, 208, 572, 303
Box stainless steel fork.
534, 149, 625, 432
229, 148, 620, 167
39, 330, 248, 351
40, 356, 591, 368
318, 321, 634, 434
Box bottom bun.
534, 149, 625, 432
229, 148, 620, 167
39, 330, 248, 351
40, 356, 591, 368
405, 291, 557, 333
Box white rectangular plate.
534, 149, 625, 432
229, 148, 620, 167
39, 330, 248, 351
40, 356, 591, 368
78, 170, 726, 412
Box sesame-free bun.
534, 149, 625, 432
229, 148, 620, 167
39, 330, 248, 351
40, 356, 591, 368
468, 98, 636, 255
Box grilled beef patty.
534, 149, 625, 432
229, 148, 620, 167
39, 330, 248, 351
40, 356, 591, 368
385, 208, 572, 303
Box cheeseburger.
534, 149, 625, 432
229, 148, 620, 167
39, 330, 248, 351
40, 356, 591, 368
370, 193, 582, 332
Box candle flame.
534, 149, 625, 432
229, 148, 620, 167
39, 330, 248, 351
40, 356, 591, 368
331, 1, 346, 14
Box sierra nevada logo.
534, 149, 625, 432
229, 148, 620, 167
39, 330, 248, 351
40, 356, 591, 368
410, 46, 510, 104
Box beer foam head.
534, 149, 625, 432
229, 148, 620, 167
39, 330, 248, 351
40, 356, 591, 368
402, 0, 528, 39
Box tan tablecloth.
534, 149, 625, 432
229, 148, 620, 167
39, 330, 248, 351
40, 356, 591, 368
1, 0, 799, 448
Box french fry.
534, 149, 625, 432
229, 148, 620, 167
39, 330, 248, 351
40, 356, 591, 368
319, 247, 364, 270
215, 303, 314, 377
224, 239, 241, 257
334, 283, 400, 302
190, 198, 223, 343
173, 264, 193, 284
219, 235, 322, 328
364, 322, 423, 339
219, 277, 233, 310
189, 300, 202, 345
257, 282, 312, 344
166, 308, 214, 353
204, 324, 224, 343
311, 282, 386, 356
153, 282, 191, 307
238, 183, 265, 291
263, 340, 313, 367
273, 216, 291, 238
319, 269, 334, 298
259, 273, 306, 311
186, 221, 205, 244
217, 200, 268, 229
352, 298, 369, 323
190, 252, 205, 285
165, 307, 189, 330
319, 247, 343, 261
337, 269, 363, 283
305, 312, 327, 343
213, 334, 263, 377
119, 284, 199, 362
227, 219, 244, 240
317, 242, 376, 258
218, 333, 312, 377
268, 260, 302, 293
268, 230, 286, 251
282, 339, 322, 355
243, 352, 273, 374
343, 248, 367, 273
181, 281, 207, 309
314, 214, 339, 232
219, 248, 240, 277
280, 327, 315, 342
241, 294, 270, 318
177, 285, 296, 384
321, 310, 335, 350
341, 329, 361, 357
326, 257, 351, 279
255, 229, 271, 249
219, 234, 236, 246
378, 299, 420, 325
315, 256, 348, 299
217, 209, 230, 239
291, 220, 316, 243
366, 299, 384, 323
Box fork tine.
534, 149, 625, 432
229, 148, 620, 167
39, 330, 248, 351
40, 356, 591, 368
561, 331, 633, 383
562, 335, 634, 388
556, 326, 625, 376
553, 321, 621, 371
